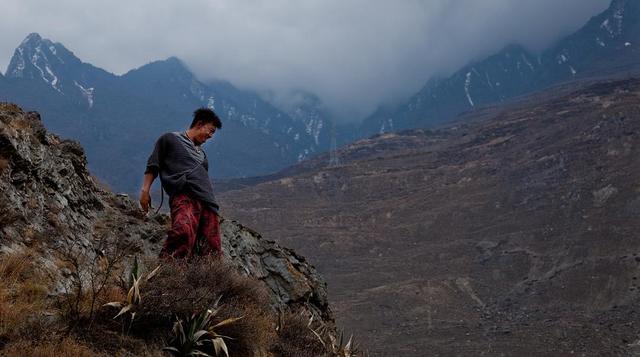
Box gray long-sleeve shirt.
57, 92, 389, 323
145, 132, 219, 213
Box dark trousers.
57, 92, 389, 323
160, 193, 221, 259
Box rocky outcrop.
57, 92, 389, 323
0, 102, 332, 323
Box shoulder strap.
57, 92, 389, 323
154, 186, 164, 215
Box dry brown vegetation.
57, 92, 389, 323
271, 312, 328, 357
0, 249, 60, 354
0, 250, 49, 336
2, 338, 99, 357
0, 249, 350, 356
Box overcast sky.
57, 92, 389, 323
0, 0, 610, 121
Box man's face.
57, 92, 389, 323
193, 122, 217, 145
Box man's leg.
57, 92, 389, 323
160, 194, 203, 259
196, 209, 221, 256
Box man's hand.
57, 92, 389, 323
140, 172, 157, 213
140, 190, 152, 213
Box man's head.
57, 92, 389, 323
188, 108, 222, 145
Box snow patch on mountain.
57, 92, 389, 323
557, 53, 569, 64
601, 18, 614, 35
484, 72, 494, 89
30, 49, 61, 92
300, 115, 324, 146
521, 54, 535, 72
48, 45, 64, 64
464, 72, 475, 107
74, 81, 94, 108
379, 117, 394, 134
44, 65, 59, 90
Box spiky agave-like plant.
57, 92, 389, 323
103, 256, 160, 322
163, 296, 243, 357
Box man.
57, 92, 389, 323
140, 107, 222, 259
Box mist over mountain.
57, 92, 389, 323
361, 0, 640, 135
0, 0, 609, 122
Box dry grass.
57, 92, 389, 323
2, 338, 100, 356
0, 103, 23, 125
8, 117, 31, 130
0, 249, 52, 343
270, 311, 328, 357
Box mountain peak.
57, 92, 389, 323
6, 33, 82, 92
20, 32, 43, 46
164, 56, 183, 64
15, 33, 60, 55
157, 56, 190, 73
123, 56, 194, 82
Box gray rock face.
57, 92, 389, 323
0, 102, 332, 324
220, 219, 331, 321
0, 105, 105, 249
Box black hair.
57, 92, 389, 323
190, 107, 222, 129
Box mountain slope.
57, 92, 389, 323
361, 0, 640, 135
219, 77, 640, 355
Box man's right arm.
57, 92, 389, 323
140, 134, 165, 213
140, 171, 157, 213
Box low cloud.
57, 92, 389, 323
0, 0, 610, 121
